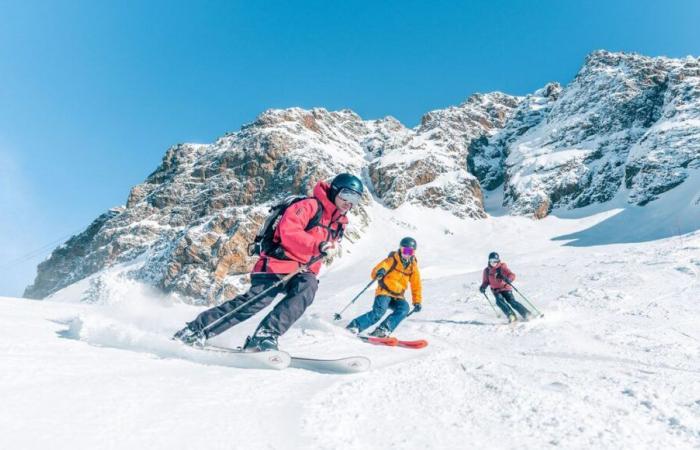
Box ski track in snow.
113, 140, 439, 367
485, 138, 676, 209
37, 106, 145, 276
2, 202, 700, 449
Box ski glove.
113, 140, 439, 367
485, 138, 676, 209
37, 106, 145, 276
319, 241, 333, 256
375, 268, 387, 279
479, 285, 487, 294
495, 270, 511, 283
412, 303, 422, 313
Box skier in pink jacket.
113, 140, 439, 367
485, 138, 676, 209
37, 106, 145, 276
479, 252, 532, 322
174, 173, 364, 351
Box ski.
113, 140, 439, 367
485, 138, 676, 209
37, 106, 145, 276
289, 355, 371, 373
198, 344, 291, 370
357, 336, 428, 349
358, 336, 399, 346
396, 339, 428, 349
197, 345, 370, 373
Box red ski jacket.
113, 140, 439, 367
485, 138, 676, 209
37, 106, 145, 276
253, 181, 348, 275
480, 262, 516, 293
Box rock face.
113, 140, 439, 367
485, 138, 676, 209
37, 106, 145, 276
490, 51, 700, 217
25, 100, 518, 302
25, 50, 700, 302
368, 93, 521, 218
468, 83, 562, 191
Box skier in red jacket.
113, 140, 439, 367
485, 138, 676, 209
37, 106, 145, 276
174, 173, 364, 351
479, 252, 532, 322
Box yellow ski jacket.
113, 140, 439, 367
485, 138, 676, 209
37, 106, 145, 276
371, 251, 422, 304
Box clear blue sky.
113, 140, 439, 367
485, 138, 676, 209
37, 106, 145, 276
1, 0, 699, 296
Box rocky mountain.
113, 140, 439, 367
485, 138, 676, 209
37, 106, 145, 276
367, 92, 521, 218
25, 50, 700, 303
468, 83, 562, 192
485, 50, 700, 217
25, 96, 520, 303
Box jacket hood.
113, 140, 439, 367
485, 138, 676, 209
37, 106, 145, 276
313, 181, 349, 224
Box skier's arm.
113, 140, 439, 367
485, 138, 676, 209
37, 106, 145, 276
409, 263, 422, 304
276, 200, 324, 260
371, 256, 393, 279
501, 264, 516, 283
480, 269, 489, 289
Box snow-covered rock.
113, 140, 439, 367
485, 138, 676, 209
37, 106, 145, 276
25, 108, 373, 303
368, 92, 521, 218
24, 50, 700, 302
25, 100, 518, 303
501, 51, 700, 217
468, 83, 561, 191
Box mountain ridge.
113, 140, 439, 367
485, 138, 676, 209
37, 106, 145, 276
24, 50, 700, 303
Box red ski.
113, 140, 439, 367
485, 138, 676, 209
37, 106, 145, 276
358, 336, 428, 349
359, 336, 398, 346
396, 339, 428, 349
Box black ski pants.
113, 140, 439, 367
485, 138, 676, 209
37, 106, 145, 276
493, 290, 530, 318
187, 272, 319, 338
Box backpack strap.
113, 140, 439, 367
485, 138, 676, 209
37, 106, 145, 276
266, 197, 324, 261
311, 199, 346, 241
378, 252, 405, 297
304, 198, 324, 232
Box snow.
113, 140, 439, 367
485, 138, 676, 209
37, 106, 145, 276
2, 200, 700, 449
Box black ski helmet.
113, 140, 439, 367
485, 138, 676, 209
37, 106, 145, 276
488, 251, 500, 261
400, 237, 417, 250
328, 173, 364, 202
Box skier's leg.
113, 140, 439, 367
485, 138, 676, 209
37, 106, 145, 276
347, 296, 391, 332
187, 274, 284, 338
502, 291, 531, 319
252, 272, 319, 338
378, 299, 410, 332
493, 291, 516, 318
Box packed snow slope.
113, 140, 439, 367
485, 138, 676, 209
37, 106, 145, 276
2, 178, 700, 449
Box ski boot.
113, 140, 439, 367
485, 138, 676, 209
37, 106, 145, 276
173, 325, 206, 347
346, 323, 360, 335
243, 333, 279, 352
507, 314, 517, 323
369, 326, 390, 338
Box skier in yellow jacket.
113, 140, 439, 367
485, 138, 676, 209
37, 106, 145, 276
346, 237, 422, 337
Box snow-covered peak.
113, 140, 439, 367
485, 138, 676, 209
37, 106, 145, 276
499, 50, 700, 217
26, 96, 520, 302
24, 50, 700, 303
365, 91, 521, 218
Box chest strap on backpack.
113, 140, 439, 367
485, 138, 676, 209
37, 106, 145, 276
377, 252, 413, 298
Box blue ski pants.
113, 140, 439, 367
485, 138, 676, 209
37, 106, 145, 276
348, 295, 410, 332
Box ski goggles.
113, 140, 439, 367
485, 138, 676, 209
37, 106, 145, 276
489, 258, 500, 265
337, 188, 362, 205
401, 246, 415, 256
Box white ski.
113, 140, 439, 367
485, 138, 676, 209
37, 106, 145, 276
289, 355, 371, 373
199, 345, 291, 370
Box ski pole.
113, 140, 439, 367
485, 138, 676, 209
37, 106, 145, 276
482, 292, 502, 318
202, 253, 326, 335
502, 279, 543, 316
333, 277, 377, 321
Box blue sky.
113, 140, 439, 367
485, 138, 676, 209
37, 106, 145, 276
1, 0, 699, 296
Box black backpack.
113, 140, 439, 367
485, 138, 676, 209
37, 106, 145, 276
248, 196, 324, 257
